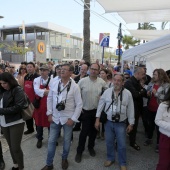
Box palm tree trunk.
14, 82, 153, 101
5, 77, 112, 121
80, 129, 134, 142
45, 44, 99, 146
83, 0, 90, 63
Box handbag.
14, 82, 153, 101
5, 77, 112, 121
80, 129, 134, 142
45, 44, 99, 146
99, 92, 115, 124
99, 104, 107, 123
32, 77, 51, 109
21, 94, 34, 120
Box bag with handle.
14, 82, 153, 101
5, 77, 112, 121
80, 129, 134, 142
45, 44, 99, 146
21, 93, 34, 120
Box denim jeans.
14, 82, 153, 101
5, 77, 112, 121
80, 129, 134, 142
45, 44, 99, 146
105, 120, 126, 166
46, 122, 73, 166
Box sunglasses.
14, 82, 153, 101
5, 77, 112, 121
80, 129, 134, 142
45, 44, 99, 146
10, 67, 15, 68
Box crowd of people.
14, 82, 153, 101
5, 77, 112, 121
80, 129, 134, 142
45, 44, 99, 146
0, 59, 169, 170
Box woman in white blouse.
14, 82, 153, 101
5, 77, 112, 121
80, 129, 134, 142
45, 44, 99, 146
155, 87, 170, 170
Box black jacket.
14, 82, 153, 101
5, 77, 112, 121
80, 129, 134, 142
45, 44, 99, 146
0, 86, 26, 124
124, 76, 146, 113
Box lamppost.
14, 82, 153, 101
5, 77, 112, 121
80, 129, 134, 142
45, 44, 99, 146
117, 23, 123, 63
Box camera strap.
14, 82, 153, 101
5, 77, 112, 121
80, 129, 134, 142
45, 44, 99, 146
112, 87, 124, 115
57, 79, 72, 104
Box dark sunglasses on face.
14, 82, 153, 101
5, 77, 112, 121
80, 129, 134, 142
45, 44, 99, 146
125, 77, 130, 79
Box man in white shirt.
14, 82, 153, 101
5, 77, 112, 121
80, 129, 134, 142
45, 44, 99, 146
41, 64, 83, 170
95, 73, 134, 170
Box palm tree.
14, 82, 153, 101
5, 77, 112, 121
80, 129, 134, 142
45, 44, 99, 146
138, 22, 156, 43
83, 0, 90, 63
122, 35, 140, 50
139, 23, 156, 30
161, 21, 168, 30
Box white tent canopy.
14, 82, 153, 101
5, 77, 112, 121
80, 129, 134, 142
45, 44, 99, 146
96, 0, 170, 13
128, 30, 170, 41
122, 34, 170, 76
118, 9, 170, 24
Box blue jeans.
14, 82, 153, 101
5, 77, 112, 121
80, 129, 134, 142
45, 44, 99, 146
46, 122, 73, 166
105, 120, 126, 166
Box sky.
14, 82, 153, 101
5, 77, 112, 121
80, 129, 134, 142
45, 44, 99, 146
0, 0, 164, 50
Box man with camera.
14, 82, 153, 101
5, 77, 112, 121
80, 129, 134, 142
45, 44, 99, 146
41, 64, 83, 170
95, 73, 134, 170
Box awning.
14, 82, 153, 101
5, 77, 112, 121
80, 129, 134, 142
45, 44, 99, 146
96, 0, 170, 13
118, 9, 170, 24
122, 34, 170, 75
128, 30, 170, 41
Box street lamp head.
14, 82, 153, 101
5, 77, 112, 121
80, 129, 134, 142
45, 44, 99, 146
0, 16, 4, 19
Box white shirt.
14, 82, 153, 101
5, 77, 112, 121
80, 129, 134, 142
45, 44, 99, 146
78, 77, 106, 110
33, 76, 53, 97
96, 87, 135, 125
46, 79, 83, 125
155, 102, 170, 137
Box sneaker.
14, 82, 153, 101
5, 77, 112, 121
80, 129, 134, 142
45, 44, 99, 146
75, 153, 82, 163
88, 148, 96, 157
144, 139, 152, 146
62, 159, 68, 170
36, 140, 42, 148
104, 160, 114, 167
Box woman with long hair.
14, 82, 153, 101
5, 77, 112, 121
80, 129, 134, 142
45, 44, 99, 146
16, 66, 27, 88
145, 68, 170, 152
155, 87, 170, 170
0, 72, 26, 170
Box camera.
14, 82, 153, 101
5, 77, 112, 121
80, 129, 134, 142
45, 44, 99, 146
112, 113, 120, 122
56, 101, 65, 111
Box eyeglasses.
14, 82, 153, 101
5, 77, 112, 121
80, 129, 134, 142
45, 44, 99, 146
10, 67, 15, 68
61, 68, 70, 71
90, 68, 99, 71
125, 77, 130, 79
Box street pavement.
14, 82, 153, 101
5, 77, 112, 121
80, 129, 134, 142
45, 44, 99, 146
1, 119, 158, 170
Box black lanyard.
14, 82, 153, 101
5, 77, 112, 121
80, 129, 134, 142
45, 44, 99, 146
57, 79, 71, 104
111, 88, 123, 114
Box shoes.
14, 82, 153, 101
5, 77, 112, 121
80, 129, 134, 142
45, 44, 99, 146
41, 165, 53, 170
62, 159, 68, 170
0, 160, 5, 170
104, 160, 114, 167
88, 148, 96, 157
120, 166, 127, 170
24, 130, 34, 135
12, 167, 19, 170
155, 144, 159, 153
130, 143, 140, 151
144, 139, 152, 146
75, 153, 82, 163
56, 142, 58, 146
36, 140, 42, 148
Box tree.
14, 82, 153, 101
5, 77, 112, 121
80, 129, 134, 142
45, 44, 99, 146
139, 22, 156, 30
122, 35, 140, 50
83, 0, 90, 63
0, 42, 32, 56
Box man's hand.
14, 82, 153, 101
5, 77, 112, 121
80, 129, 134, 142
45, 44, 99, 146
66, 118, 74, 126
48, 114, 53, 123
44, 89, 49, 96
95, 118, 100, 131
126, 124, 133, 133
